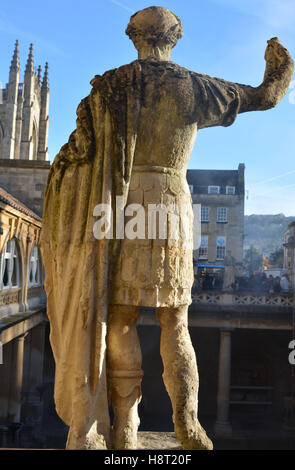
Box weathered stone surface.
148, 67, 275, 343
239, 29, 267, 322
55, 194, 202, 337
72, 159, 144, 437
137, 432, 182, 450
126, 6, 183, 61
41, 5, 293, 452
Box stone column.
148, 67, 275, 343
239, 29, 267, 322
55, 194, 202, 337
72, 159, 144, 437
214, 329, 233, 437
0, 425, 9, 447
7, 334, 26, 423
21, 323, 46, 424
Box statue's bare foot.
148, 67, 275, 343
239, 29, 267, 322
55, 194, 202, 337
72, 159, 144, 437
175, 423, 213, 450
66, 428, 108, 450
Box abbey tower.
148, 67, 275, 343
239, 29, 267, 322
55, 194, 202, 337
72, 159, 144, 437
0, 41, 50, 216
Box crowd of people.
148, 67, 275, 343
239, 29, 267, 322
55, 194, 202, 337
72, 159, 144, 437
195, 271, 291, 293
232, 272, 290, 293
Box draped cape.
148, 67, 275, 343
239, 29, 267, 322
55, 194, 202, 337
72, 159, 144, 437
40, 61, 143, 443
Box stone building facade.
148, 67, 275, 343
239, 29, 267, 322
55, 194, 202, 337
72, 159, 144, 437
187, 164, 245, 285
0, 159, 50, 218
0, 186, 45, 314
0, 186, 47, 447
0, 41, 49, 161
0, 41, 50, 447
0, 41, 50, 217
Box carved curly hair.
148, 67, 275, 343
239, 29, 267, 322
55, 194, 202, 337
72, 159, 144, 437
126, 6, 183, 48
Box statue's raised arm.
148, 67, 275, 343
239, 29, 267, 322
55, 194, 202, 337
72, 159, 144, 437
193, 37, 293, 130
235, 37, 294, 113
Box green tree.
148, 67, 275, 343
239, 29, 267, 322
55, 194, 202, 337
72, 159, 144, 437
269, 247, 284, 268
243, 246, 262, 274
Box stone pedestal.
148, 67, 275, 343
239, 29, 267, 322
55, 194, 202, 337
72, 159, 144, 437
137, 432, 182, 449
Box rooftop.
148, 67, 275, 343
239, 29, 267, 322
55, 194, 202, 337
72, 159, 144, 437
0, 186, 41, 221
186, 164, 245, 195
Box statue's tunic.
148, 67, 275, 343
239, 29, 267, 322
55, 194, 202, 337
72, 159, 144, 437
110, 60, 241, 307
111, 165, 194, 307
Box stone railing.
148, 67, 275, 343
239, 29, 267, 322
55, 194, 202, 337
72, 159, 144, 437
0, 288, 21, 308
192, 291, 294, 307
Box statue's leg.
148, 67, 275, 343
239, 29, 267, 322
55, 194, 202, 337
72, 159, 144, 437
157, 305, 213, 450
107, 304, 143, 449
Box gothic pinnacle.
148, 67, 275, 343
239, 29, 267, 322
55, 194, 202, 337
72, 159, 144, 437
42, 62, 49, 90
25, 43, 34, 75
10, 39, 20, 72
37, 65, 42, 85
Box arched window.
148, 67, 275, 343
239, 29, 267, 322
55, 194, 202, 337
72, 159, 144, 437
28, 245, 41, 286
0, 238, 21, 290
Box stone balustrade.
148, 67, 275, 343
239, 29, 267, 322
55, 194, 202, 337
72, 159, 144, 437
192, 291, 294, 307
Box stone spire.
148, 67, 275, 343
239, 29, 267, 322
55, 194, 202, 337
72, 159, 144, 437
25, 43, 34, 75
37, 65, 42, 86
8, 39, 20, 98
20, 43, 36, 159
42, 62, 49, 90
9, 39, 20, 76
5, 39, 20, 158
38, 61, 50, 161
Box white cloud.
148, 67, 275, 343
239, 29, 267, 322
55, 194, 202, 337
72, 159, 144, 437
109, 0, 135, 13
249, 170, 295, 186
0, 13, 66, 57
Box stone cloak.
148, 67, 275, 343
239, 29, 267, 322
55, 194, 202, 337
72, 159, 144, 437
40, 61, 143, 445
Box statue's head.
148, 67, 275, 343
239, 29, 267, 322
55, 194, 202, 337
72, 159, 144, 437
126, 6, 183, 61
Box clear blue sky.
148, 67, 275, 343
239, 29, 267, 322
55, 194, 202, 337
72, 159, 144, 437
1, 0, 295, 215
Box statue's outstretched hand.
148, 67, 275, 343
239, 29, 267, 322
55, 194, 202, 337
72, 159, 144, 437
232, 37, 293, 113
264, 37, 291, 79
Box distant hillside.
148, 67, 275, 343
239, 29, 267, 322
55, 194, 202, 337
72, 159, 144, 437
244, 214, 295, 256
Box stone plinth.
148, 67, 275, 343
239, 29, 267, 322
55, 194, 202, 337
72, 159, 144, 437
137, 432, 182, 450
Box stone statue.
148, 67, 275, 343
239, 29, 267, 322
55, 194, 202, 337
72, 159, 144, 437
41, 6, 293, 450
